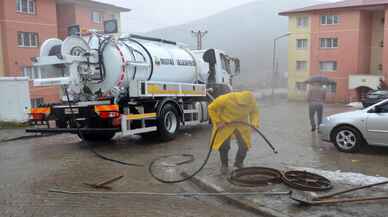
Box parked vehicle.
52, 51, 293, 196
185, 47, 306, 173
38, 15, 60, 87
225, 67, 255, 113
362, 90, 388, 108
319, 99, 388, 153
26, 20, 240, 142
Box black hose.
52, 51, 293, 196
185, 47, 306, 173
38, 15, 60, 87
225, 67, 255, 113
89, 148, 144, 167
148, 121, 278, 184
148, 131, 216, 184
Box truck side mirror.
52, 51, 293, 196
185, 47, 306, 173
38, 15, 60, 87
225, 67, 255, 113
203, 49, 217, 65
104, 19, 118, 34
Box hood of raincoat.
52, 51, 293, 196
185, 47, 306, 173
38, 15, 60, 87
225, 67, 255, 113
234, 91, 256, 107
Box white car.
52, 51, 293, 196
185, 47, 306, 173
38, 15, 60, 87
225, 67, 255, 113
319, 99, 388, 153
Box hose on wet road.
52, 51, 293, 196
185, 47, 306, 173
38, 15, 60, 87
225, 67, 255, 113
148, 121, 278, 184
63, 88, 278, 184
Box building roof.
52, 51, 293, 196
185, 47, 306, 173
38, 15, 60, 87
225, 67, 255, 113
56, 0, 131, 12
279, 0, 388, 15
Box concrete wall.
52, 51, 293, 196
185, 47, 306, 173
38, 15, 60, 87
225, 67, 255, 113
57, 4, 76, 39
0, 0, 5, 76
57, 2, 122, 39
0, 23, 5, 77
0, 77, 31, 122
287, 14, 311, 101
357, 11, 372, 74
383, 9, 388, 79
310, 10, 366, 103
1, 0, 58, 76
369, 11, 384, 74
0, 0, 60, 104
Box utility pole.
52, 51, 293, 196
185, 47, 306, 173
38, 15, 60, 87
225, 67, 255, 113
271, 33, 291, 98
191, 30, 208, 50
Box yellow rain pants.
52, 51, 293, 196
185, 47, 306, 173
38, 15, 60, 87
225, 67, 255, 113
208, 91, 260, 150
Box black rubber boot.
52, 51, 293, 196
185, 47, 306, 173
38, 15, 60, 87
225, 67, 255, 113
219, 140, 230, 175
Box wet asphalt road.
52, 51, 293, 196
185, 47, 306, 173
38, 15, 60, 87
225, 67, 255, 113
1, 99, 388, 216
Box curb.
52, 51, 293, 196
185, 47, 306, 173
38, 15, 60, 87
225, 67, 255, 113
182, 172, 290, 217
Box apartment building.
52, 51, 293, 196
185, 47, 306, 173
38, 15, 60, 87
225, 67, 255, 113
280, 0, 388, 103
0, 0, 129, 106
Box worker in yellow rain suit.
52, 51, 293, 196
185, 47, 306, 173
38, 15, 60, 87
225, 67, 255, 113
208, 91, 259, 174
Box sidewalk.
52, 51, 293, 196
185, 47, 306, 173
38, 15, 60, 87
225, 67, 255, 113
189, 170, 388, 217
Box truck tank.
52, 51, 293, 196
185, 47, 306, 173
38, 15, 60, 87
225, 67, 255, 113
38, 34, 209, 98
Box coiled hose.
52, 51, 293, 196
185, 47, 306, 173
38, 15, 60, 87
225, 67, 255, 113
148, 121, 278, 184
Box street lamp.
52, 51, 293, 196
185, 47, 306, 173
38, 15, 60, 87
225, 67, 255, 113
271, 33, 291, 98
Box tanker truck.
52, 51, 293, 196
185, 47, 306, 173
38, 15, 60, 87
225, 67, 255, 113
26, 20, 240, 141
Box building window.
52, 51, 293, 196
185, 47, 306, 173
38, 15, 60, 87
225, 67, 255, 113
320, 15, 340, 25
296, 39, 308, 49
320, 38, 338, 49
320, 61, 337, 72
91, 11, 103, 24
295, 82, 307, 91
16, 0, 36, 14
23, 66, 40, 79
31, 97, 44, 108
296, 61, 307, 71
17, 32, 39, 48
297, 16, 309, 28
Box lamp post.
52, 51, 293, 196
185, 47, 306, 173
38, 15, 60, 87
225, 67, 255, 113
271, 33, 291, 98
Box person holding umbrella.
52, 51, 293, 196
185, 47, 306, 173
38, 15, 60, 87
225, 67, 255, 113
305, 76, 333, 132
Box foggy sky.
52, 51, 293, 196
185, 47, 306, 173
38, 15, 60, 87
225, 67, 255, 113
97, 0, 336, 33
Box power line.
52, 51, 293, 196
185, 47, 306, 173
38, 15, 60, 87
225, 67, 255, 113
191, 30, 208, 50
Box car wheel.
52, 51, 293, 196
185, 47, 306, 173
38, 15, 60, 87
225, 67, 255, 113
332, 126, 363, 153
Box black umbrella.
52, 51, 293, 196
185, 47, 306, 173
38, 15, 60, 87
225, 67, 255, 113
304, 75, 336, 85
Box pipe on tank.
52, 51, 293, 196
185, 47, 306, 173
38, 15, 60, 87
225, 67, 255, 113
120, 37, 154, 81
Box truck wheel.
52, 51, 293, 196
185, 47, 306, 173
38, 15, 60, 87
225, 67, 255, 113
78, 132, 116, 141
332, 126, 363, 153
157, 103, 180, 141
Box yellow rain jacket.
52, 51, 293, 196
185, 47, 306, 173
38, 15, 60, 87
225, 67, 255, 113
208, 91, 259, 150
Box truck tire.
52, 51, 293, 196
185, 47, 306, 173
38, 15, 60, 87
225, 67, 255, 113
156, 103, 180, 141
78, 132, 116, 142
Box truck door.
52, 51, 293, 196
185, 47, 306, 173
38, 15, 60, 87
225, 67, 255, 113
365, 102, 388, 145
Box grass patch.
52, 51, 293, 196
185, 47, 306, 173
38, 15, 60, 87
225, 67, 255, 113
0, 121, 29, 129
